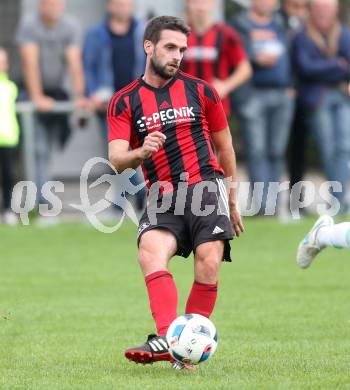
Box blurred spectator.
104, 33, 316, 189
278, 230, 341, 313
278, 0, 309, 212
231, 0, 294, 214
0, 48, 19, 225
15, 0, 87, 204
84, 0, 145, 112
293, 0, 350, 213
279, 0, 308, 36
83, 0, 146, 210
182, 0, 252, 116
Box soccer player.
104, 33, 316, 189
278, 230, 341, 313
297, 216, 350, 269
182, 0, 252, 116
107, 16, 244, 369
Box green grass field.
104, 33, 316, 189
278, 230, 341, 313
1, 218, 349, 389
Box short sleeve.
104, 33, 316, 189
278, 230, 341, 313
225, 27, 246, 67
64, 16, 83, 47
203, 84, 228, 132
15, 17, 39, 45
107, 94, 132, 142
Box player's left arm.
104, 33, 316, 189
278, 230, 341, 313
205, 80, 244, 236
211, 128, 244, 237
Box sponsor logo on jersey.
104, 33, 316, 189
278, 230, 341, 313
136, 106, 196, 132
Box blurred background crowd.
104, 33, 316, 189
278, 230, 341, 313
1, 0, 350, 225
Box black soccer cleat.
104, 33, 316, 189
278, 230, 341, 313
125, 334, 172, 364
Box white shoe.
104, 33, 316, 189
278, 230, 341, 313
2, 210, 18, 226
296, 215, 334, 269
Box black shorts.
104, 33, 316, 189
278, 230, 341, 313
137, 177, 234, 261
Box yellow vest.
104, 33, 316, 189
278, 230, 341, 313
0, 73, 19, 147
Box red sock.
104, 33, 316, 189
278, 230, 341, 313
145, 271, 178, 336
185, 281, 218, 318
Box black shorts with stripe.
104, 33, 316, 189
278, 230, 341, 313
137, 177, 234, 261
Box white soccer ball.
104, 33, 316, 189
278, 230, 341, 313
166, 314, 218, 365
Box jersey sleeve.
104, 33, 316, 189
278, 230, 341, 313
225, 27, 246, 67
65, 16, 83, 48
107, 94, 132, 143
203, 83, 228, 132
15, 17, 39, 45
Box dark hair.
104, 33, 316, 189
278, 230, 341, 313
143, 16, 191, 44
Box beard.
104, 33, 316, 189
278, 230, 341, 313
150, 54, 179, 80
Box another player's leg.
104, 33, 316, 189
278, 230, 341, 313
297, 215, 334, 268
316, 222, 350, 249
125, 229, 178, 364
297, 216, 350, 268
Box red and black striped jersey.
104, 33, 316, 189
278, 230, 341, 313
107, 70, 228, 189
181, 23, 246, 116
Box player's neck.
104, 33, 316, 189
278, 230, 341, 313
190, 17, 214, 35
142, 68, 174, 89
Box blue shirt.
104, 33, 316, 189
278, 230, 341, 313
110, 21, 136, 92
249, 20, 291, 87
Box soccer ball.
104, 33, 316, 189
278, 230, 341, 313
166, 314, 218, 365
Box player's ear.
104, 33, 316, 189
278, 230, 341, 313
144, 40, 154, 55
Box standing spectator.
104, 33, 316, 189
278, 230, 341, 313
15, 0, 86, 204
279, 0, 308, 36
83, 0, 146, 210
278, 0, 310, 213
182, 0, 252, 117
293, 0, 350, 214
0, 48, 19, 225
231, 0, 294, 214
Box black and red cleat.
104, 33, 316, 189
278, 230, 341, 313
125, 334, 172, 365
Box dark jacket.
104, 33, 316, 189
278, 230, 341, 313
292, 26, 350, 109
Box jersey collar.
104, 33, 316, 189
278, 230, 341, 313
139, 73, 178, 92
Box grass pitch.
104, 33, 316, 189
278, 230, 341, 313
0, 218, 349, 389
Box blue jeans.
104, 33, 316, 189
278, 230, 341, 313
239, 88, 294, 211
34, 113, 69, 204
307, 89, 350, 208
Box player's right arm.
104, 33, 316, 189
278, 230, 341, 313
107, 93, 166, 172
109, 132, 166, 172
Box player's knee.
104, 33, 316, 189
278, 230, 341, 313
138, 246, 168, 274
195, 253, 221, 282
138, 247, 155, 267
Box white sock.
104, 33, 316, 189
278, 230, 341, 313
316, 223, 350, 249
